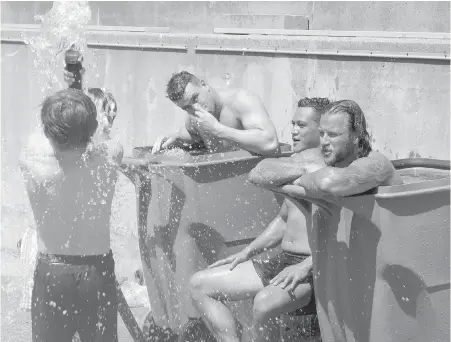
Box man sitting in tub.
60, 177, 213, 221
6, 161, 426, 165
249, 99, 403, 341
187, 97, 330, 342
151, 71, 280, 156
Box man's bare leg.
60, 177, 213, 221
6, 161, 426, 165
246, 283, 313, 342
189, 260, 264, 342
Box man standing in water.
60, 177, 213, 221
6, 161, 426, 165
152, 71, 280, 156
20, 89, 123, 342
187, 98, 330, 342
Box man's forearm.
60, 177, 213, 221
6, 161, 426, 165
248, 158, 306, 188
216, 124, 279, 156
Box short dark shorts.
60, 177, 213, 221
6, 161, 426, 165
252, 251, 316, 315
31, 250, 118, 342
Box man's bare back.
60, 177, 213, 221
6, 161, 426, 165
20, 130, 123, 255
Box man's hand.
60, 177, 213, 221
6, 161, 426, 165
269, 263, 311, 293
63, 68, 85, 87
208, 249, 251, 271
151, 135, 177, 154
191, 103, 221, 136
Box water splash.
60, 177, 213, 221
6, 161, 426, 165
21, 1, 91, 96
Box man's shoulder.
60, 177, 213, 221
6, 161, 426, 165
350, 150, 397, 185
231, 88, 260, 102
22, 130, 54, 158
355, 150, 395, 171
20, 130, 58, 171
90, 138, 124, 165
228, 89, 262, 111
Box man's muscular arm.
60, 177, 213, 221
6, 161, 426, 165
248, 157, 307, 188
248, 157, 324, 189
293, 152, 395, 198
215, 90, 279, 156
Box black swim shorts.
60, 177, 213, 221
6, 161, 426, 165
252, 251, 316, 315
31, 250, 118, 342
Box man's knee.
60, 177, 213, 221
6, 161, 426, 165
253, 290, 278, 322
189, 271, 212, 298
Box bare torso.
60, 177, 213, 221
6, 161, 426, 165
280, 148, 326, 255
20, 130, 123, 255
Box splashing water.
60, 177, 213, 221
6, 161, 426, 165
21, 1, 91, 96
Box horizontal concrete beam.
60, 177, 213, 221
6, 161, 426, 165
2, 24, 449, 62
213, 28, 451, 40
194, 45, 450, 61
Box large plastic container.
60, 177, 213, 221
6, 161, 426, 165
122, 144, 292, 335
289, 159, 450, 342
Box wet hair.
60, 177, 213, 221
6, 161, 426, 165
166, 71, 202, 102
40, 88, 98, 150
322, 100, 372, 157
87, 87, 117, 123
298, 97, 330, 121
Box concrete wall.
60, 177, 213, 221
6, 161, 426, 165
2, 1, 450, 32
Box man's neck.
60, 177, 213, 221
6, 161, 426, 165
292, 146, 322, 160
334, 150, 360, 168
54, 147, 87, 166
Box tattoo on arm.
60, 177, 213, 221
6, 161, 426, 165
344, 159, 392, 185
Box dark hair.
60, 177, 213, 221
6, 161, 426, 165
298, 97, 330, 110
87, 88, 117, 114
298, 97, 330, 121
166, 71, 201, 102
87, 88, 117, 124
323, 100, 372, 157
41, 88, 98, 150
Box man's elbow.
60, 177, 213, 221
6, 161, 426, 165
248, 165, 276, 188
317, 176, 347, 197
248, 167, 266, 186
259, 137, 280, 156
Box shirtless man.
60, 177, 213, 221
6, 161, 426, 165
152, 71, 280, 155
20, 89, 123, 342
187, 98, 330, 342
19, 74, 121, 312
251, 99, 402, 342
